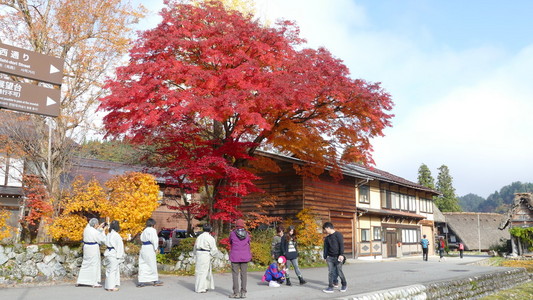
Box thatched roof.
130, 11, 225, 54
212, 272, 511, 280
443, 212, 510, 250
433, 204, 446, 222
499, 193, 533, 230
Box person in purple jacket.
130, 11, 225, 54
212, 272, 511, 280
228, 219, 252, 299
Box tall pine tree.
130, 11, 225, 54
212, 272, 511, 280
417, 163, 435, 189
435, 165, 461, 212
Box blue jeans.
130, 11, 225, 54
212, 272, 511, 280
286, 258, 302, 278
326, 256, 346, 288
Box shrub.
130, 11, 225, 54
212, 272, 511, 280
296, 209, 323, 248
250, 240, 271, 266
167, 237, 196, 262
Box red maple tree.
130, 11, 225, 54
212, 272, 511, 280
99, 0, 393, 230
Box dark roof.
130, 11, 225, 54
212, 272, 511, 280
443, 212, 510, 250
0, 186, 23, 197
68, 157, 168, 184
256, 150, 439, 196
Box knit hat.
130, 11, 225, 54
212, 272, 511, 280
235, 219, 245, 228
277, 256, 286, 264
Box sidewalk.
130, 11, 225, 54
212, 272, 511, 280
0, 255, 521, 300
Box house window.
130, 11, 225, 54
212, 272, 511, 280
409, 196, 416, 212
400, 194, 407, 210
381, 190, 391, 209
359, 185, 370, 204
392, 192, 400, 209
373, 227, 381, 241
401, 229, 418, 243
361, 229, 370, 242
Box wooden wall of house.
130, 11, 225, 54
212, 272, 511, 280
240, 160, 304, 221
304, 175, 356, 255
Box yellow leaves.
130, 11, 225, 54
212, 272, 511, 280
103, 172, 161, 238
296, 208, 323, 248
50, 172, 161, 241
62, 177, 107, 215
0, 209, 15, 241
48, 214, 87, 241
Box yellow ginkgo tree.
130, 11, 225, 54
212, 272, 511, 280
49, 172, 161, 242
102, 172, 161, 238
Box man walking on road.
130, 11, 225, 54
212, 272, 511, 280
322, 222, 347, 294
420, 235, 429, 261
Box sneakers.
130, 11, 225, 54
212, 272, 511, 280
322, 287, 334, 293
269, 281, 281, 287
340, 286, 347, 292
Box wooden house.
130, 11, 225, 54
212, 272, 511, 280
240, 151, 440, 259
499, 193, 533, 256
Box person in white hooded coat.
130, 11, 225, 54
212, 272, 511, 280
137, 218, 163, 287
104, 220, 124, 291
76, 218, 106, 287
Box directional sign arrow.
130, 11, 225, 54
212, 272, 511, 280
46, 96, 57, 106
50, 64, 60, 74
0, 78, 60, 117
0, 43, 64, 85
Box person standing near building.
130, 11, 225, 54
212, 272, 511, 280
194, 224, 221, 293
280, 225, 306, 286
438, 236, 446, 262
229, 219, 252, 299
322, 222, 347, 294
104, 220, 124, 292
271, 225, 284, 260
76, 218, 106, 288
458, 242, 464, 259
137, 218, 163, 287
420, 234, 429, 261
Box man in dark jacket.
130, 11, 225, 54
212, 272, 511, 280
322, 222, 347, 293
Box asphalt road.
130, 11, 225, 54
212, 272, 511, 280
0, 255, 518, 300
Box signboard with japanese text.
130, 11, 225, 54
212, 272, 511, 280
0, 43, 64, 117
0, 43, 64, 85
0, 77, 60, 117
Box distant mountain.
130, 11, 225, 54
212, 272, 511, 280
458, 181, 533, 213
458, 193, 485, 212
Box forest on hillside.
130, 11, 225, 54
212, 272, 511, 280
459, 182, 533, 213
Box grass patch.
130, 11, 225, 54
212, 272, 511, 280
479, 281, 533, 300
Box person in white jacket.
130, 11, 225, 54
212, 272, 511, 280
104, 220, 124, 291
137, 218, 163, 287
76, 218, 106, 287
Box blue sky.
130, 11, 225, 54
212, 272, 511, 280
137, 0, 533, 198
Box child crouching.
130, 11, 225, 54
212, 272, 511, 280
262, 256, 286, 287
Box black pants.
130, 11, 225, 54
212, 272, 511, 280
422, 248, 428, 261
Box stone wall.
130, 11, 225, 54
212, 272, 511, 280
0, 244, 138, 285
344, 268, 531, 300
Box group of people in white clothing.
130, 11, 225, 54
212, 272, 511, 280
75, 218, 163, 291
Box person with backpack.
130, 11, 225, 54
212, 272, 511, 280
229, 219, 252, 299
280, 225, 306, 286
420, 234, 429, 261
271, 225, 284, 260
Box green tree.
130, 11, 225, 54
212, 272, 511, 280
435, 165, 461, 212
458, 193, 486, 212
417, 163, 435, 189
